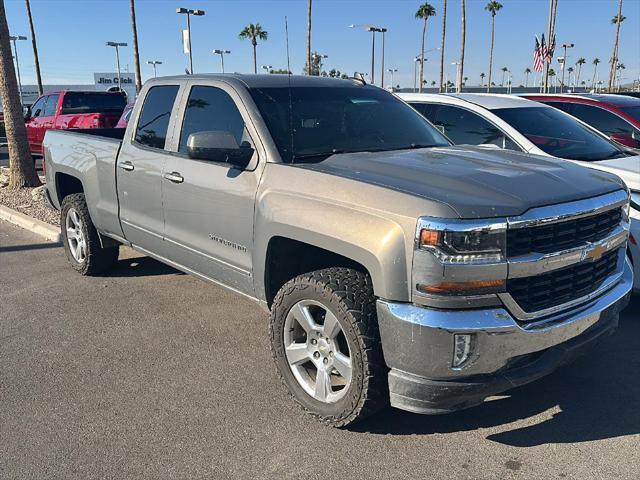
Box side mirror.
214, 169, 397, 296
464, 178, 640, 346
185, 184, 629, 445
23, 106, 31, 121
610, 133, 640, 149
434, 124, 446, 135
187, 131, 254, 169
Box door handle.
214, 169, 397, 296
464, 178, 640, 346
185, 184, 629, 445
118, 161, 135, 171
163, 171, 184, 184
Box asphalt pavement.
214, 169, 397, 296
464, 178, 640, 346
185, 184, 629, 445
1, 219, 639, 479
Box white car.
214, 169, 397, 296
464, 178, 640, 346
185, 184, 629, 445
399, 93, 640, 293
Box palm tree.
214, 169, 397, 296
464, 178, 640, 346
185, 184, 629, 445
0, 0, 40, 188
129, 0, 142, 93
24, 0, 42, 96
608, 0, 625, 90
548, 68, 556, 92
306, 0, 312, 75
457, 0, 466, 93
567, 66, 574, 88
575, 57, 586, 88
616, 62, 625, 91
592, 57, 601, 89
431, 80, 437, 87
524, 67, 531, 87
439, 0, 447, 92
415, 2, 437, 93
480, 72, 486, 87
500, 66, 508, 86
239, 23, 268, 74
484, 1, 503, 93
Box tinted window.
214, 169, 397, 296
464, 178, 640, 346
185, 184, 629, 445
493, 106, 623, 161
43, 94, 59, 117
409, 102, 437, 121
135, 85, 179, 149
60, 92, 126, 115
30, 96, 47, 118
541, 101, 572, 113
433, 105, 520, 150
620, 106, 640, 123
179, 86, 247, 153
250, 86, 450, 163
567, 104, 634, 136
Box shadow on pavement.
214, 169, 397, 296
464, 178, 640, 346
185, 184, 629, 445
104, 255, 184, 278
354, 297, 640, 446
0, 242, 62, 252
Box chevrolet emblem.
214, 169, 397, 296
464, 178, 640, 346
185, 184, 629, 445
584, 243, 608, 262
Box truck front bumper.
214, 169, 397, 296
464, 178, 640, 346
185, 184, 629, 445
377, 259, 633, 415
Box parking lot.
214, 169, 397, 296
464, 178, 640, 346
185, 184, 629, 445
1, 219, 639, 479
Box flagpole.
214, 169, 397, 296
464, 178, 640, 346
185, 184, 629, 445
543, 0, 554, 93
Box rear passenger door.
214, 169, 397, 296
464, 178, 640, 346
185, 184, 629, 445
117, 83, 182, 254
160, 81, 264, 296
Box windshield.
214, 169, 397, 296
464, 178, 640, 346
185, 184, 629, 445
621, 106, 640, 122
492, 106, 624, 161
60, 92, 127, 115
249, 85, 450, 162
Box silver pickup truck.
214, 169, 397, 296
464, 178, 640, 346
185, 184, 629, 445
43, 74, 633, 427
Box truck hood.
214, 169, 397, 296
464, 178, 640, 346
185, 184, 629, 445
296, 146, 626, 218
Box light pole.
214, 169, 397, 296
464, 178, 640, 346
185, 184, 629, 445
106, 41, 127, 94
413, 57, 421, 92
451, 62, 460, 92
177, 7, 205, 74
378, 27, 387, 88
9, 35, 27, 106
386, 68, 398, 90
213, 49, 231, 73
147, 60, 162, 78
262, 65, 273, 73
349, 24, 385, 86
559, 43, 574, 93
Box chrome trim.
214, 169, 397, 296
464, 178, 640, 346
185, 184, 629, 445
507, 190, 629, 229
507, 223, 629, 279
499, 249, 627, 321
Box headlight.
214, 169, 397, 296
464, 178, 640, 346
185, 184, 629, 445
631, 191, 640, 212
417, 219, 507, 264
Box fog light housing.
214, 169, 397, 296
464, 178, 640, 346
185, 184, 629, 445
452, 334, 475, 368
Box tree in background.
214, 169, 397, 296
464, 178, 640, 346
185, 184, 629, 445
239, 23, 268, 74
457, 0, 466, 93
130, 0, 142, 93
484, 1, 502, 93
0, 0, 40, 188
591, 57, 601, 89
480, 72, 486, 87
415, 2, 436, 93
439, 0, 446, 92
575, 57, 586, 88
567, 66, 574, 88
524, 67, 531, 87
24, 0, 42, 96
608, 0, 624, 91
306, 0, 312, 75
304, 51, 324, 76
500, 66, 508, 86
615, 63, 625, 91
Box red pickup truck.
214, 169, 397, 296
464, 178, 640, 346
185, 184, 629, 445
25, 91, 126, 155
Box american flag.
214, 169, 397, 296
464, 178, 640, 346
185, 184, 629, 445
544, 33, 556, 62
533, 36, 544, 72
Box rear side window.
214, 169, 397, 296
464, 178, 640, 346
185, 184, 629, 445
60, 92, 126, 115
409, 102, 437, 121
135, 85, 180, 149
179, 86, 247, 153
43, 94, 59, 117
567, 104, 635, 136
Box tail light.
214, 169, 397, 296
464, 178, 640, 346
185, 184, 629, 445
92, 116, 103, 128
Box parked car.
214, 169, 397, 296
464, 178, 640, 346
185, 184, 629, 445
43, 75, 632, 426
522, 93, 640, 150
115, 102, 135, 129
400, 92, 640, 294
25, 90, 127, 155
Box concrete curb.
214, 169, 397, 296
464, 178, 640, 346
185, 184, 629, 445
0, 204, 61, 243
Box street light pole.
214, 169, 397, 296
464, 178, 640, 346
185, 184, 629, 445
213, 49, 231, 73
177, 7, 205, 74
147, 60, 162, 77
380, 28, 387, 88
349, 24, 385, 86
559, 43, 574, 93
9, 35, 27, 106
413, 57, 421, 92
262, 65, 273, 73
106, 41, 127, 94
386, 68, 398, 90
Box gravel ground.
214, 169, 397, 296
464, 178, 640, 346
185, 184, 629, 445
0, 171, 59, 226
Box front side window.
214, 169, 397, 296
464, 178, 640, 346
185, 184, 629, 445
134, 85, 179, 149
30, 96, 47, 118
567, 103, 634, 136
620, 105, 640, 123
179, 86, 247, 154
43, 94, 59, 117
493, 106, 623, 161
250, 85, 450, 163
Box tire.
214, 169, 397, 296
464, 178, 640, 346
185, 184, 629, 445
60, 193, 119, 275
269, 267, 388, 427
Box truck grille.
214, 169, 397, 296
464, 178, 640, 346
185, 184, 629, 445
507, 207, 622, 257
506, 248, 619, 313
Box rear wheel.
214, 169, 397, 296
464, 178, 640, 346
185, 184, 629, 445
60, 193, 119, 275
269, 268, 388, 427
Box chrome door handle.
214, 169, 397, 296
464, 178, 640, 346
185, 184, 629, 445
119, 161, 135, 171
163, 171, 184, 183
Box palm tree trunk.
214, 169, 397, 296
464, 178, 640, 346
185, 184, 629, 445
525, 71, 529, 87
306, 0, 312, 75
592, 64, 598, 89
24, 0, 42, 96
252, 41, 257, 74
0, 0, 40, 188
130, 0, 142, 93
457, 0, 465, 93
419, 18, 427, 93
439, 0, 446, 92
608, 0, 623, 90
487, 15, 495, 93
576, 64, 581, 88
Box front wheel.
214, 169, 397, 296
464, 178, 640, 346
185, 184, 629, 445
60, 193, 119, 275
269, 268, 388, 427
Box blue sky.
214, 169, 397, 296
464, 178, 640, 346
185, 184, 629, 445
5, 0, 640, 88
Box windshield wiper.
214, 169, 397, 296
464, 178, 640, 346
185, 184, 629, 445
291, 149, 346, 162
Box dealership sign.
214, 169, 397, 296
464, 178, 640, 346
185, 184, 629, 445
93, 72, 136, 100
